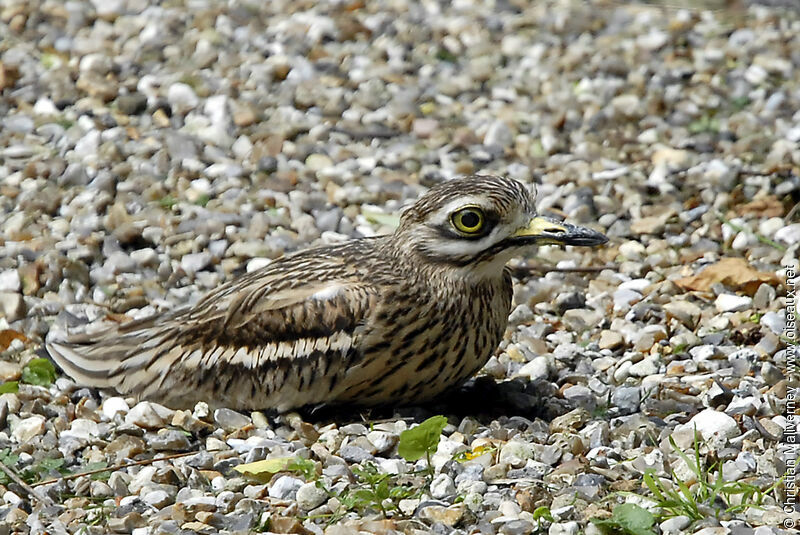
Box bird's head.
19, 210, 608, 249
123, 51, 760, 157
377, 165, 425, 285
391, 175, 608, 274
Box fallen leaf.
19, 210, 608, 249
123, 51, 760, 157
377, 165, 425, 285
733, 196, 785, 218
0, 330, 27, 352
233, 457, 293, 483
104, 313, 134, 324
362, 209, 401, 230
674, 257, 779, 296
0, 61, 21, 91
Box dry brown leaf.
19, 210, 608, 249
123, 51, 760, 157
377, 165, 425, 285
0, 329, 28, 351
733, 196, 785, 218
674, 257, 779, 296
104, 313, 134, 324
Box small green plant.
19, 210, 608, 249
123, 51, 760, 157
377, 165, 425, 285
82, 461, 111, 481
532, 506, 554, 532
397, 415, 447, 466
83, 501, 114, 529
22, 358, 57, 386
688, 113, 719, 134
748, 312, 763, 323
158, 195, 178, 209
435, 48, 458, 62
0, 450, 70, 486
0, 449, 20, 485
336, 462, 419, 518
716, 212, 787, 252
730, 96, 750, 111
237, 416, 450, 524
592, 503, 656, 535
194, 194, 211, 207
641, 432, 781, 522
0, 358, 58, 394
332, 415, 449, 522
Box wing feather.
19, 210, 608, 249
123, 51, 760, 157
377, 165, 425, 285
46, 245, 380, 409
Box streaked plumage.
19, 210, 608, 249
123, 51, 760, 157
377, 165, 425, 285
47, 175, 607, 411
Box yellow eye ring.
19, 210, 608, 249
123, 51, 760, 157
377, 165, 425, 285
451, 207, 485, 234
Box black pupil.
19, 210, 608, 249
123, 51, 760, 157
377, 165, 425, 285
460, 211, 480, 229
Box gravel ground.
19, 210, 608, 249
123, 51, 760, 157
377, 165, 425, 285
1, 0, 799, 534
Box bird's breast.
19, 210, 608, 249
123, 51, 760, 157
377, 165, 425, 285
332, 271, 513, 405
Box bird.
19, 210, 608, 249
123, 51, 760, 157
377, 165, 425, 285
46, 175, 608, 411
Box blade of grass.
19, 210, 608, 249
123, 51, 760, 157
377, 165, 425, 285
716, 211, 787, 252
31, 451, 197, 487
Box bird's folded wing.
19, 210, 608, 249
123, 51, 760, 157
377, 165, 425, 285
46, 255, 379, 404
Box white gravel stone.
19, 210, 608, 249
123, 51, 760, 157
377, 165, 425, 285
618, 278, 651, 293
685, 409, 739, 441
246, 258, 272, 273
102, 397, 130, 420
125, 401, 173, 429
0, 292, 26, 322
758, 217, 785, 237
516, 356, 550, 381
659, 516, 691, 534
180, 252, 212, 276
484, 120, 513, 148
628, 357, 659, 377
775, 224, 800, 244
130, 248, 158, 266
499, 441, 535, 467
61, 418, 100, 440
430, 473, 456, 499
760, 312, 785, 334
269, 475, 303, 500
296, 481, 327, 510
367, 430, 397, 453
549, 521, 580, 535
232, 135, 253, 159
613, 288, 642, 310
3, 491, 22, 507
168, 83, 200, 114
12, 415, 46, 443
714, 294, 752, 313
0, 270, 21, 292
142, 489, 173, 508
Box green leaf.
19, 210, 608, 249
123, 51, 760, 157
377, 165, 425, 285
362, 209, 401, 229
397, 415, 448, 462
592, 504, 655, 535
286, 457, 317, 480
0, 381, 19, 394
643, 471, 665, 502
21, 358, 57, 386
234, 457, 293, 482
37, 457, 66, 473
532, 506, 554, 522
84, 461, 111, 481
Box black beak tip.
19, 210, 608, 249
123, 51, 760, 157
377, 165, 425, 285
562, 226, 609, 247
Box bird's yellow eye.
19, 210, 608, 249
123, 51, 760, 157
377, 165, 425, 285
451, 207, 485, 234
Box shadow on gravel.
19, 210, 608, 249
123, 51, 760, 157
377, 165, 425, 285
295, 377, 572, 426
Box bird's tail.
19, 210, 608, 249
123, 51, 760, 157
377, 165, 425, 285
44, 319, 178, 396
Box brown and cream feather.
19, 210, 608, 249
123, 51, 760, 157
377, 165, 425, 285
46, 175, 606, 410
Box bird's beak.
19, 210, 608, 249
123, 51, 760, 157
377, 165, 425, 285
511, 215, 608, 246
